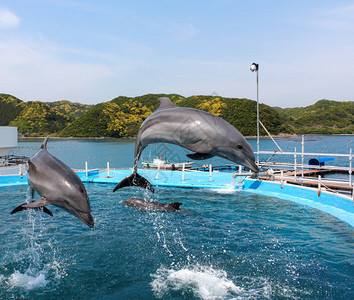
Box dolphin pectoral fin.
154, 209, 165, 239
186, 153, 214, 160
11, 203, 28, 214
11, 197, 53, 216
113, 173, 154, 193
182, 141, 214, 153
41, 207, 53, 216
169, 202, 182, 210
11, 204, 53, 216
11, 197, 50, 214
22, 197, 50, 208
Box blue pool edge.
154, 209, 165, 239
1, 170, 353, 227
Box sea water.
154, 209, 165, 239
0, 135, 353, 299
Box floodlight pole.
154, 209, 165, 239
250, 63, 260, 164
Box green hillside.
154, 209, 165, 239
59, 94, 180, 137
47, 100, 92, 120
1, 93, 352, 137
0, 94, 25, 126
9, 101, 71, 136
0, 94, 93, 136
59, 94, 294, 138
275, 100, 354, 134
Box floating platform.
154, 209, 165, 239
1, 168, 353, 227
76, 168, 243, 190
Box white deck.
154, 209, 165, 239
0, 127, 17, 156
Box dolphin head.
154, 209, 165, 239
217, 137, 259, 173
59, 179, 94, 228
234, 142, 259, 173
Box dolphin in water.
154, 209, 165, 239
122, 197, 182, 212
113, 97, 258, 192
11, 136, 94, 228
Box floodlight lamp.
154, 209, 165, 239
250, 63, 258, 72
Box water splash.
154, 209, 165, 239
151, 265, 242, 299
0, 187, 66, 292
7, 270, 48, 291
150, 265, 311, 299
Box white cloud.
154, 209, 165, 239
0, 8, 20, 29
0, 36, 157, 103
310, 4, 354, 32
0, 40, 114, 103
324, 4, 354, 18
168, 24, 199, 41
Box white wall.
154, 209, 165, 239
0, 127, 18, 156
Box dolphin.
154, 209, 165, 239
113, 97, 258, 192
122, 197, 182, 212
11, 136, 94, 228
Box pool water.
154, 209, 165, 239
0, 184, 353, 299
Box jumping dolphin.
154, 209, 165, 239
113, 97, 258, 192
11, 136, 94, 228
122, 197, 182, 212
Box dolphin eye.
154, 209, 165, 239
237, 145, 243, 150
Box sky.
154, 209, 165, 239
0, 0, 353, 107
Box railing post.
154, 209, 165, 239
238, 165, 242, 183
155, 162, 161, 180
350, 149, 353, 206
301, 135, 304, 178
182, 163, 185, 181
85, 161, 88, 177
294, 147, 297, 181
349, 148, 352, 186
107, 162, 110, 177
281, 170, 284, 189
19, 164, 24, 178
318, 175, 321, 197
209, 164, 212, 182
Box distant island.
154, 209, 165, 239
1, 93, 353, 137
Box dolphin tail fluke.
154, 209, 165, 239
113, 173, 154, 193
11, 203, 53, 216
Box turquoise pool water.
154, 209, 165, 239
0, 136, 353, 299
1, 184, 353, 299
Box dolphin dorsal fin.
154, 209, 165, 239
157, 97, 175, 110
169, 202, 182, 210
41, 135, 50, 150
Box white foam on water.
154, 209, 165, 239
7, 270, 48, 290
151, 266, 310, 299
211, 188, 241, 194
1, 193, 67, 292
151, 265, 242, 299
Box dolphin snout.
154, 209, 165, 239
237, 148, 259, 173
245, 155, 259, 173
76, 212, 94, 228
